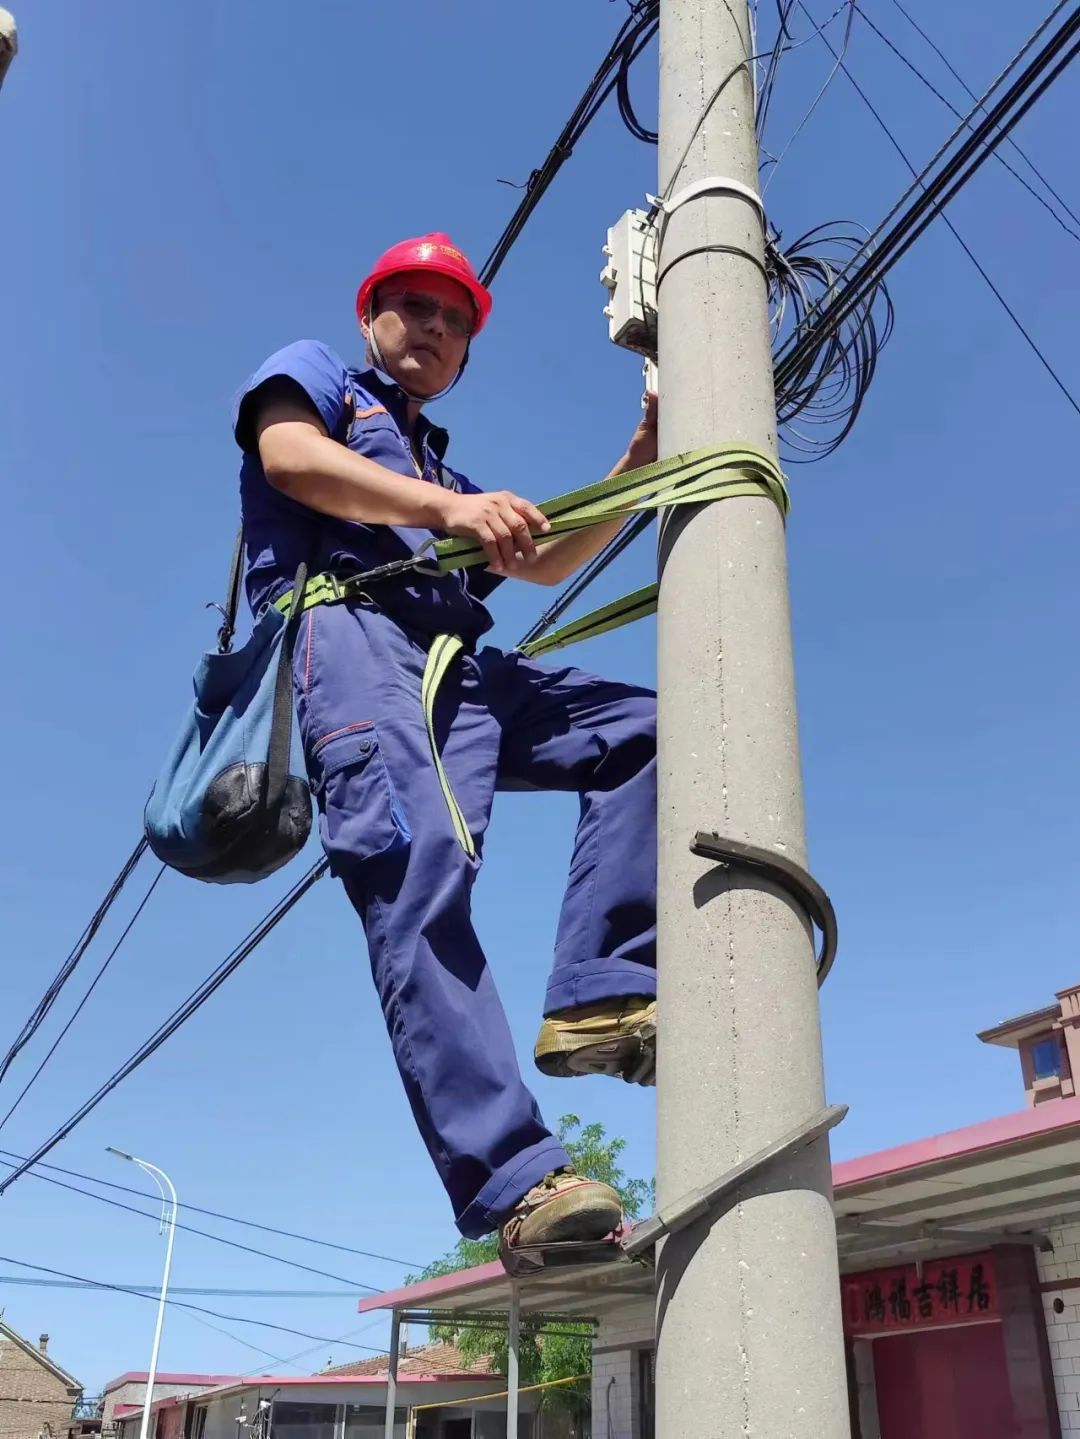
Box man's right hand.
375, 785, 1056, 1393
435, 490, 552, 573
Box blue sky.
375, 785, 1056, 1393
2, 0, 1079, 1396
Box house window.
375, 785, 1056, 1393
270, 1404, 338, 1439
190, 1412, 206, 1439
1032, 1036, 1062, 1080
342, 1406, 405, 1439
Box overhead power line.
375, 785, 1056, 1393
479, 0, 659, 286
0, 841, 149, 1091
777, 0, 1080, 417
0, 1277, 361, 1297
0, 866, 167, 1136
853, 3, 1080, 244
0, 1153, 381, 1291
884, 0, 1080, 232
0, 860, 329, 1197
0, 1254, 386, 1354
0, 1147, 419, 1269
774, 1, 1080, 383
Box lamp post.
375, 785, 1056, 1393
107, 1149, 178, 1439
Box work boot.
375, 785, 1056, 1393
534, 997, 656, 1086
500, 1168, 623, 1254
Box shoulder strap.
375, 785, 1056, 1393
217, 526, 246, 654
263, 560, 309, 815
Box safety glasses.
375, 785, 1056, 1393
382, 291, 475, 340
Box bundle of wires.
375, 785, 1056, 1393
767, 222, 894, 459
479, 0, 658, 286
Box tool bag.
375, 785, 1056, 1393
143, 538, 313, 884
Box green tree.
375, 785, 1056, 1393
411, 1116, 653, 1429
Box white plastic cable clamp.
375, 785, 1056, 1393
649, 176, 766, 226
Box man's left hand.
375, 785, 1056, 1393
623, 391, 658, 471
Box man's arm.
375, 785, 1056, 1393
254, 392, 550, 571
489, 393, 659, 587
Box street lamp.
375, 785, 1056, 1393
107, 1149, 178, 1439
0, 10, 17, 91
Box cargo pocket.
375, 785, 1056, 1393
308, 723, 411, 865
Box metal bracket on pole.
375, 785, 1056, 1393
690, 832, 839, 984
624, 1104, 847, 1260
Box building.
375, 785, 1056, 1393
979, 982, 1080, 1107
101, 1377, 243, 1428
355, 985, 1080, 1438
109, 1344, 553, 1439
0, 1323, 82, 1439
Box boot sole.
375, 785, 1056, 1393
512, 1188, 623, 1247
535, 1021, 656, 1086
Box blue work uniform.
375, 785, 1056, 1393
234, 340, 657, 1238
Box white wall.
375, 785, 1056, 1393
1038, 1221, 1080, 1433
590, 1301, 653, 1439
104, 1384, 218, 1425
194, 1384, 515, 1439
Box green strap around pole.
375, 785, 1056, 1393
467, 443, 788, 659
431, 443, 788, 576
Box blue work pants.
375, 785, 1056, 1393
294, 601, 656, 1237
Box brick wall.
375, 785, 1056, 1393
0, 1337, 78, 1439
1039, 1222, 1080, 1433
590, 1301, 653, 1439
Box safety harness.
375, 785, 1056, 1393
274, 443, 788, 858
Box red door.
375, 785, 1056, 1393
873, 1322, 1015, 1439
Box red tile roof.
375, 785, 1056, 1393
322, 1341, 495, 1380
104, 1374, 242, 1393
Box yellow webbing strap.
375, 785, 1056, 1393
420, 633, 475, 858
521, 585, 659, 659
435, 443, 787, 659
270, 444, 787, 841
270, 581, 475, 856
431, 443, 788, 572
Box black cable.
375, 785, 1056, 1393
776, 0, 1079, 358
0, 859, 329, 1197
0, 1153, 382, 1292
0, 840, 149, 1090
775, 4, 1080, 405
0, 1277, 357, 1297
0, 1147, 420, 1269
480, 1, 659, 287
0, 865, 167, 1135
809, 9, 1080, 420
516, 511, 653, 652
757, 0, 799, 134
884, 0, 1080, 232
0, 1253, 387, 1353
761, 0, 856, 190
854, 4, 1080, 245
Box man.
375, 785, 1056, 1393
234, 233, 657, 1256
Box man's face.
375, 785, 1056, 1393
363, 270, 474, 397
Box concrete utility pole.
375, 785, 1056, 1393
654, 2, 850, 1435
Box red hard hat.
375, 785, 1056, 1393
356, 232, 493, 335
